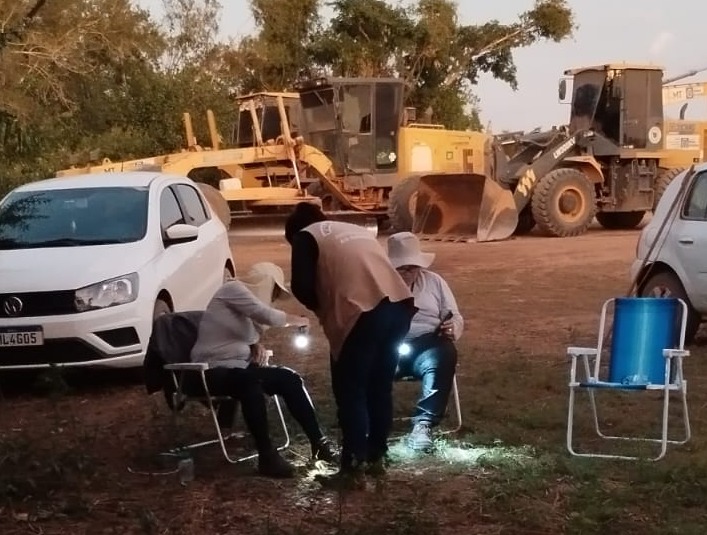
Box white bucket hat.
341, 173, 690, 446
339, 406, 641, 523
386, 232, 435, 269
241, 262, 291, 304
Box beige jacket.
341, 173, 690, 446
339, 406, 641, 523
303, 221, 414, 359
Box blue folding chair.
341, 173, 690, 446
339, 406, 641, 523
566, 297, 691, 461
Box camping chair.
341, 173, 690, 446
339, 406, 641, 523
566, 296, 691, 461
145, 311, 290, 465
394, 374, 463, 435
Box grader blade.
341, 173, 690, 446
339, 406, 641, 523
411, 173, 518, 243
228, 210, 379, 239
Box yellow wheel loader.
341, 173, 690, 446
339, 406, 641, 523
411, 63, 705, 242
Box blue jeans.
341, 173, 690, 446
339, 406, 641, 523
330, 298, 415, 470
394, 333, 458, 426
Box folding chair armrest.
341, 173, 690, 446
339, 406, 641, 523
567, 346, 598, 358
164, 362, 209, 371
663, 349, 690, 359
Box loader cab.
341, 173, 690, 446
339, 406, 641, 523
560, 64, 664, 152
232, 92, 302, 148
294, 77, 404, 175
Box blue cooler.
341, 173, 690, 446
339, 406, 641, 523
608, 297, 679, 386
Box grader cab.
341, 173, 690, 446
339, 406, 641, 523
293, 76, 493, 234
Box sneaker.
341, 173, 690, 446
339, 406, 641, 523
257, 450, 295, 478
407, 422, 434, 452
312, 437, 340, 464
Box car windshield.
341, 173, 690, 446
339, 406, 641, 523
0, 186, 149, 250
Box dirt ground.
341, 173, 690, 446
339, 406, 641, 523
1, 224, 706, 535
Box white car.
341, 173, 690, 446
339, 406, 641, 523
631, 163, 707, 343
0, 172, 234, 370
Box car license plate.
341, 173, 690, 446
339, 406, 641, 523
0, 326, 44, 347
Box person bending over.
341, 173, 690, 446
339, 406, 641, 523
190, 261, 338, 478
387, 232, 464, 452
284, 202, 417, 486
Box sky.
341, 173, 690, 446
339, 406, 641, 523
138, 0, 707, 132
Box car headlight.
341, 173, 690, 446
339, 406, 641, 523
75, 273, 139, 312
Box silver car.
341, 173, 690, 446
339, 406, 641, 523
630, 163, 707, 343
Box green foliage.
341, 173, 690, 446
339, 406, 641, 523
308, 0, 575, 127
218, 0, 321, 92
0, 0, 575, 196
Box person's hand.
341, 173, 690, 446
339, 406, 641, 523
286, 314, 310, 329
250, 343, 269, 366
440, 318, 455, 340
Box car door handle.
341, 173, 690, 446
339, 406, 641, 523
678, 237, 694, 245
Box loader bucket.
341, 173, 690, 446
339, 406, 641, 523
411, 173, 519, 242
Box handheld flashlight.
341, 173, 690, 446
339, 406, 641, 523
398, 311, 453, 355
397, 342, 412, 356
294, 325, 310, 350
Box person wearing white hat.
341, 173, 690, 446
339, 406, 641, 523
387, 232, 464, 453
190, 261, 338, 478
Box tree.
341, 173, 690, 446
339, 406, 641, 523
158, 0, 222, 73
0, 0, 576, 197
0, 0, 168, 194
0, 0, 162, 119
217, 0, 321, 93
310, 0, 575, 129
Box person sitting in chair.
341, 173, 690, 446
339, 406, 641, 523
386, 232, 464, 452
190, 261, 339, 478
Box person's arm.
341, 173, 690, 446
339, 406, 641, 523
435, 275, 464, 340
219, 281, 288, 327
290, 231, 319, 311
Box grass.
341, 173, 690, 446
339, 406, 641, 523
2, 336, 707, 533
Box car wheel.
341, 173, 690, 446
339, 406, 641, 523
640, 271, 701, 344
153, 298, 172, 321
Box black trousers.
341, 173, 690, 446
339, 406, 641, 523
330, 298, 414, 470
184, 364, 323, 455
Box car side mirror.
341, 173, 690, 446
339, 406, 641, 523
164, 223, 198, 245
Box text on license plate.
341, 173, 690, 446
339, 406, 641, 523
0, 329, 44, 347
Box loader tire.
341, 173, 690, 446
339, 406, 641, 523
596, 210, 645, 230
388, 176, 421, 232
531, 168, 596, 238
653, 167, 684, 212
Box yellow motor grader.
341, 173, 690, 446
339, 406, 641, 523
55, 92, 335, 235
55, 78, 491, 237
